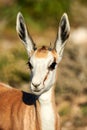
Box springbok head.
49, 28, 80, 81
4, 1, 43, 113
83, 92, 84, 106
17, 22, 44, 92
16, 12, 70, 95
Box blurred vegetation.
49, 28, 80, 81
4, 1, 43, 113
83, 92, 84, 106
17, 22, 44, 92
79, 0, 87, 5
0, 0, 87, 29
0, 44, 29, 87
0, 0, 71, 28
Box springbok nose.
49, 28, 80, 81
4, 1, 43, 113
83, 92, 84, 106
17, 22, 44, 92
32, 82, 41, 88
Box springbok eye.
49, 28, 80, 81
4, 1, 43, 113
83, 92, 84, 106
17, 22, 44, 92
27, 61, 33, 70
48, 62, 57, 71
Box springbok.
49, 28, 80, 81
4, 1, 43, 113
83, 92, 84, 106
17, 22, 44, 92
0, 12, 70, 130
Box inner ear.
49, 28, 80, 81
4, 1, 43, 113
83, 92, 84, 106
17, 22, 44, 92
60, 15, 70, 44
18, 19, 26, 42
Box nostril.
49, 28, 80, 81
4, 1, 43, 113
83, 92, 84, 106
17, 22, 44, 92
32, 82, 41, 88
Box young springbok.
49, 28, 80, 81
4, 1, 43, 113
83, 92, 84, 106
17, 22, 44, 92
0, 12, 70, 130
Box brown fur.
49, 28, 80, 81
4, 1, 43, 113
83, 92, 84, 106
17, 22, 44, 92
0, 83, 60, 130
35, 46, 58, 60
0, 83, 40, 130
35, 46, 49, 58
51, 50, 58, 61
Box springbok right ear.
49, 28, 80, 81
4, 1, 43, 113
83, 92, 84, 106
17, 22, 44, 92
16, 12, 36, 56
54, 13, 70, 63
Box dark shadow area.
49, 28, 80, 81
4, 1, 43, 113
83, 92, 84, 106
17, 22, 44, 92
22, 91, 38, 105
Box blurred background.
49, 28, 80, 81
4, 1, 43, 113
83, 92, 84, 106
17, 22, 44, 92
0, 0, 87, 130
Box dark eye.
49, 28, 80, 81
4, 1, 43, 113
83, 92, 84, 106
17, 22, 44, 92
27, 61, 33, 70
48, 62, 57, 71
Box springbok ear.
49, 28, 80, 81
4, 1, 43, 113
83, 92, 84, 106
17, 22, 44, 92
16, 12, 36, 56
54, 13, 70, 62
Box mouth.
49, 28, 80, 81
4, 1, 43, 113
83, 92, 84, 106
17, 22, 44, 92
31, 88, 44, 95
34, 89, 41, 92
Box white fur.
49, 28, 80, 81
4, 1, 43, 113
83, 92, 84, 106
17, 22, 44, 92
39, 88, 55, 130
30, 51, 57, 95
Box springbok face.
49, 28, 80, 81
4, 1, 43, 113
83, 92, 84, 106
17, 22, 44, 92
16, 12, 70, 95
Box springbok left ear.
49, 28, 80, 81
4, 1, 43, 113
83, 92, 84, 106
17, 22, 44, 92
16, 12, 36, 56
54, 13, 70, 62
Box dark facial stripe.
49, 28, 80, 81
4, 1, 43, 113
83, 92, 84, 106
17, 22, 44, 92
43, 71, 50, 85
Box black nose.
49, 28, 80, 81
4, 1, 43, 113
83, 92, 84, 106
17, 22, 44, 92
32, 82, 41, 88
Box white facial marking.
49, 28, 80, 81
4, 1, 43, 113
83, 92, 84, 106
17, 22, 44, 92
29, 50, 57, 95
